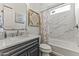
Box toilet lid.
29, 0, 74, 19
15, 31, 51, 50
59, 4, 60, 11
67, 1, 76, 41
40, 44, 51, 50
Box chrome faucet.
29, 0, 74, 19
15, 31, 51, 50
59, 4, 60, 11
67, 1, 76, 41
4, 31, 7, 38
16, 30, 19, 36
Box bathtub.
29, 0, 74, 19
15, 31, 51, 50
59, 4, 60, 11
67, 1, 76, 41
48, 38, 79, 56
47, 29, 79, 56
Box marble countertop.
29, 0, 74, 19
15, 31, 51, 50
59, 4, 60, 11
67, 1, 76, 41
0, 34, 40, 50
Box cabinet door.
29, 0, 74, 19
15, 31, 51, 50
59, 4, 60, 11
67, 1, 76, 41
18, 51, 28, 56
28, 45, 39, 56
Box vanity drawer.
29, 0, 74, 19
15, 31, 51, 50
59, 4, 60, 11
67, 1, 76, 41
12, 42, 38, 56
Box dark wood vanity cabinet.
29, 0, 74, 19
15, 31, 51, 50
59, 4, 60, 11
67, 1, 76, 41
0, 38, 39, 56
27, 44, 39, 56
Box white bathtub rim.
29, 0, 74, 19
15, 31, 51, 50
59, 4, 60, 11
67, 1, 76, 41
48, 39, 79, 54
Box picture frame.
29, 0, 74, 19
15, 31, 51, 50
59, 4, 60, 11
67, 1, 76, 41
28, 9, 40, 27
15, 12, 25, 24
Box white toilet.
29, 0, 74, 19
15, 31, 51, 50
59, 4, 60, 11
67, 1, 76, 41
40, 44, 52, 56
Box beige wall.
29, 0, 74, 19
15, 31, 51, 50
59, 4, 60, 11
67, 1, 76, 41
26, 3, 40, 35
75, 3, 79, 25
4, 3, 27, 13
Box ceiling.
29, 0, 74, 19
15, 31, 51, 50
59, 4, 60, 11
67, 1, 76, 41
29, 3, 63, 12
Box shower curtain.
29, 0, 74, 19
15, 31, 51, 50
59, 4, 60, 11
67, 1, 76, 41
40, 11, 49, 43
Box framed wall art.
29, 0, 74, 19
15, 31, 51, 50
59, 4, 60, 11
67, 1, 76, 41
15, 12, 25, 24
28, 9, 40, 27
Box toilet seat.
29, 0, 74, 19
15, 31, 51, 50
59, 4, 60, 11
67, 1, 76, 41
40, 44, 51, 50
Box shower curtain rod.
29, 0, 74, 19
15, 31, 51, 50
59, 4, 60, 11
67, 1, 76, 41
40, 3, 65, 13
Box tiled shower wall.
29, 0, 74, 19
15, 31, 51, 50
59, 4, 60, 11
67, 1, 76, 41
41, 3, 76, 43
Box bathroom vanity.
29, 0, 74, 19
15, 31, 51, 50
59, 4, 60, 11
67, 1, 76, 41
0, 35, 40, 56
